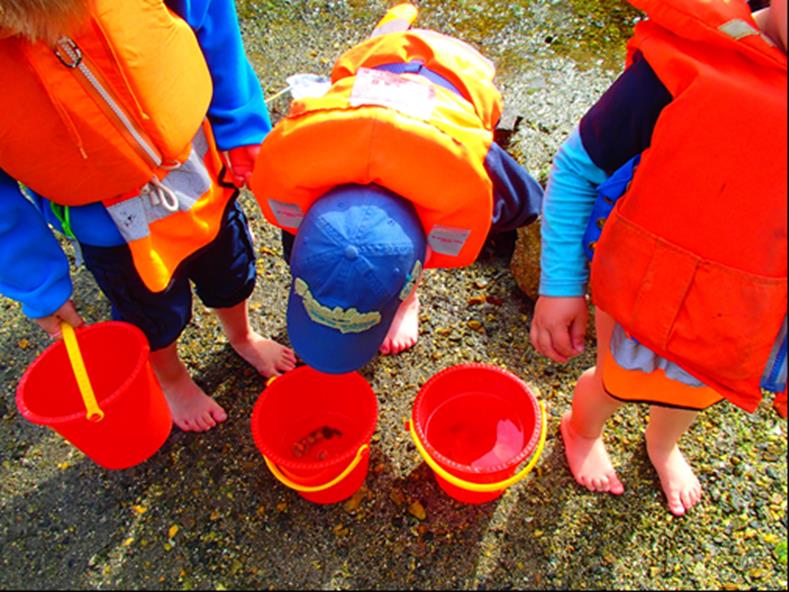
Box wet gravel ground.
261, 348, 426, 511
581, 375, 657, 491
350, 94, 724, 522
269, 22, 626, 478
1, 1, 786, 589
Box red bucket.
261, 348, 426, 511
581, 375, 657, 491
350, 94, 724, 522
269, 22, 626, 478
409, 364, 546, 504
251, 366, 378, 504
15, 322, 172, 470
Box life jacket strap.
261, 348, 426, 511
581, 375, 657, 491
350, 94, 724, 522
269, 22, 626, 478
374, 61, 465, 100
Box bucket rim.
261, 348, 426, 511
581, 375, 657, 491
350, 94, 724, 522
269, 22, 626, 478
251, 366, 378, 473
412, 363, 542, 475
15, 321, 151, 426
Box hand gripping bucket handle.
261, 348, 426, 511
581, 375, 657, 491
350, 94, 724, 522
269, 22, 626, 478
60, 321, 105, 423
261, 444, 370, 493
408, 401, 547, 493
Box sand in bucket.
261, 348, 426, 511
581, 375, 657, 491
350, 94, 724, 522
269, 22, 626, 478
410, 363, 545, 504
251, 366, 378, 504
16, 321, 172, 470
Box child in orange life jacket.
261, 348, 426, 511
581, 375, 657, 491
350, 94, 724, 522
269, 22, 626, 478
0, 0, 296, 433
247, 4, 543, 374
530, 0, 787, 516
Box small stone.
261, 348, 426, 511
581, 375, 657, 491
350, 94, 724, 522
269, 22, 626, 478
408, 501, 427, 521
343, 489, 366, 513
390, 489, 407, 508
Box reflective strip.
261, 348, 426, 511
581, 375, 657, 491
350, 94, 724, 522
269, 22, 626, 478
370, 3, 418, 37
427, 225, 471, 257
268, 199, 305, 229
762, 315, 788, 393
105, 127, 211, 243
610, 323, 704, 387
718, 19, 759, 40
372, 19, 413, 37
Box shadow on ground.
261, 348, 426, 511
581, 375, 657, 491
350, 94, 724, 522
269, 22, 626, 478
1, 1, 786, 590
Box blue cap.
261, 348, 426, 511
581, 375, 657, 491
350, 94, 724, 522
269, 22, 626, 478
287, 184, 427, 374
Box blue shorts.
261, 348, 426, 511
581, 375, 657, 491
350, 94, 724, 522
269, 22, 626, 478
80, 200, 257, 350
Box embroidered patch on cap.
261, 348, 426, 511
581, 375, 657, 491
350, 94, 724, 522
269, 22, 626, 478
399, 260, 423, 301
294, 278, 381, 334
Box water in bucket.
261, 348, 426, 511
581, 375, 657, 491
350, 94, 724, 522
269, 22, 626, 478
425, 391, 528, 469
16, 322, 172, 470
251, 366, 378, 504
410, 364, 545, 504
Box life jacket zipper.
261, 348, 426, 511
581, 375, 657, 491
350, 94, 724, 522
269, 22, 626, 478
53, 37, 163, 169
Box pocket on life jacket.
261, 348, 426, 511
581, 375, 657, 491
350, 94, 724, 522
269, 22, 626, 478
591, 207, 788, 392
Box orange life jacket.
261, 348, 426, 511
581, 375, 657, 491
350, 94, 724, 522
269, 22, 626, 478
249, 29, 501, 269
0, 0, 213, 204
590, 0, 788, 413
0, 0, 237, 293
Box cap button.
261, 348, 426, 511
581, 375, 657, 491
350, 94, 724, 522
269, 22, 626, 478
344, 245, 359, 260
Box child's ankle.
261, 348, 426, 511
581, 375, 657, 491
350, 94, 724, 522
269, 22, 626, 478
565, 411, 603, 440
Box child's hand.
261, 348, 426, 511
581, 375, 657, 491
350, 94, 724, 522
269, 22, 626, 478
225, 145, 261, 188
34, 300, 85, 340
530, 295, 588, 363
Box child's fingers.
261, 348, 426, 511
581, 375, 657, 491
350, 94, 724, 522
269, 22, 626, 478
548, 323, 577, 361
569, 317, 587, 355
531, 323, 569, 364
59, 301, 84, 329
35, 316, 62, 339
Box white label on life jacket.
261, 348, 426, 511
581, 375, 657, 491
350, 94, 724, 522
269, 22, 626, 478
350, 67, 435, 121
269, 199, 305, 229
427, 225, 471, 257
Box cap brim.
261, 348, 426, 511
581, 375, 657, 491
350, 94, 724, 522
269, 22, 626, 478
287, 286, 402, 374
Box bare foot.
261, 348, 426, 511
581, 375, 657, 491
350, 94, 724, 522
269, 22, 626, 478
560, 411, 625, 495
646, 433, 701, 516
230, 332, 297, 377
379, 293, 420, 355
158, 370, 228, 433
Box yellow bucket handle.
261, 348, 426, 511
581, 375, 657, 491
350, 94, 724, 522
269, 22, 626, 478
60, 321, 105, 423
262, 444, 369, 493
408, 401, 547, 493
261, 375, 370, 493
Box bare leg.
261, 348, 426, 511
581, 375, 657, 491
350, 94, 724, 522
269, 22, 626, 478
214, 299, 296, 377
561, 308, 626, 494
645, 406, 702, 516
379, 288, 420, 356
150, 342, 227, 432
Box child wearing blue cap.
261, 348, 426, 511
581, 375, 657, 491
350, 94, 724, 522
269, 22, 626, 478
250, 4, 543, 374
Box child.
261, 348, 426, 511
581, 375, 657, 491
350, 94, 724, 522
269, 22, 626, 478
248, 3, 543, 374
0, 0, 296, 433
530, 0, 787, 516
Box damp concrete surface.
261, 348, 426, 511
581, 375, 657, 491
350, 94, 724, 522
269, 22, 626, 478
0, 1, 786, 589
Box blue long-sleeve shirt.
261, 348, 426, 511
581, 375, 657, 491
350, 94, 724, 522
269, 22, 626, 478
0, 0, 269, 318
539, 54, 671, 297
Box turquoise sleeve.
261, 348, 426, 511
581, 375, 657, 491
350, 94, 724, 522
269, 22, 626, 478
539, 128, 610, 297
